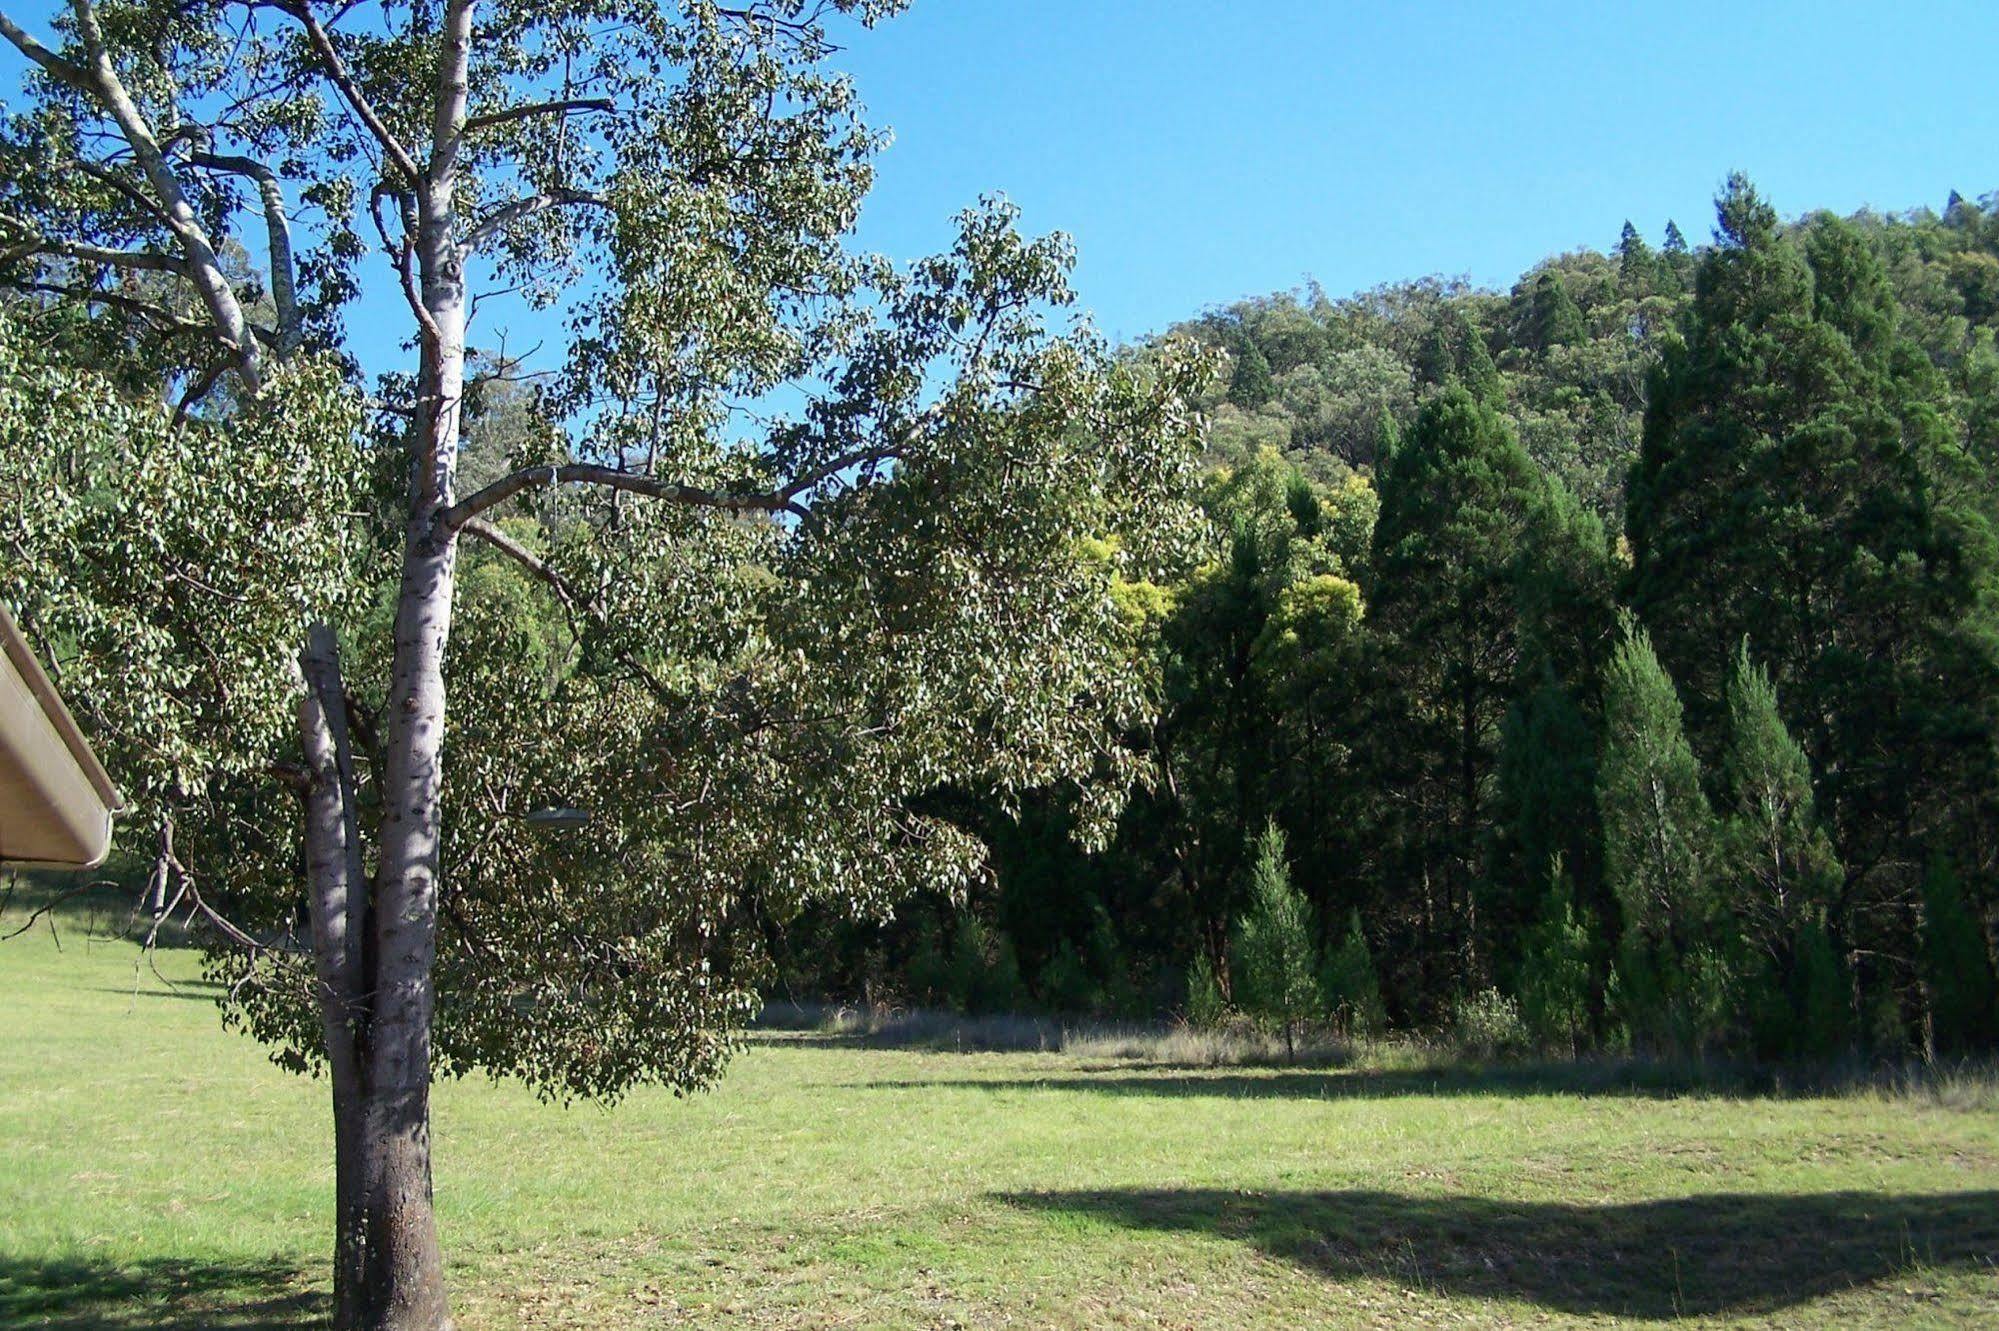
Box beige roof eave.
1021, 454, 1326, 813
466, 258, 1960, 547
0, 604, 122, 869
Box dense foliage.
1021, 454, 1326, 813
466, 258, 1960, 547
783, 178, 1999, 1062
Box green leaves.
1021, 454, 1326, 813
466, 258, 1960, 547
1597, 615, 1714, 940
0, 319, 368, 823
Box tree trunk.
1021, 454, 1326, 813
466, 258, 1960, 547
354, 1086, 451, 1330
299, 181, 468, 1331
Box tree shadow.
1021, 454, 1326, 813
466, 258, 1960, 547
83, 981, 229, 1004
851, 1057, 1949, 1102
0, 1254, 324, 1329
1004, 1187, 1999, 1319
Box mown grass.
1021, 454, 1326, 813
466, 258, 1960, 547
4, 899, 1997, 1328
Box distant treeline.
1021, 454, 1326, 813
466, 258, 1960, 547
772, 177, 1999, 1061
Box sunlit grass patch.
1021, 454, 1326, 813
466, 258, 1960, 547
6, 896, 1997, 1329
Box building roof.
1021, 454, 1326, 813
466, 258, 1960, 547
0, 604, 121, 868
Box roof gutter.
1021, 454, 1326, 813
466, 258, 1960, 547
0, 603, 123, 869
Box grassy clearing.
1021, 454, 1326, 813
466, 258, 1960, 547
4, 902, 1997, 1329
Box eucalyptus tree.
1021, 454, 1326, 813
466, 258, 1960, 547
0, 3, 1207, 1327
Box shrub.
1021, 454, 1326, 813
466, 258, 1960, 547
1185, 951, 1228, 1029
1452, 987, 1529, 1059
1038, 939, 1099, 1015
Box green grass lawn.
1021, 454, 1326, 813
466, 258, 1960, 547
4, 904, 1997, 1329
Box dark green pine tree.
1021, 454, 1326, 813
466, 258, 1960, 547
1659, 218, 1693, 293
1920, 855, 1999, 1056
1489, 675, 1600, 980
1720, 642, 1842, 939
1513, 479, 1621, 695
1617, 220, 1656, 295
1319, 908, 1388, 1039
1234, 820, 1320, 1061
1720, 642, 1849, 1058
1485, 480, 1618, 975
1627, 175, 1999, 928
1369, 387, 1544, 999
1516, 857, 1594, 1055
1227, 336, 1275, 408
1418, 306, 1503, 403
1598, 616, 1717, 1050
1525, 270, 1588, 350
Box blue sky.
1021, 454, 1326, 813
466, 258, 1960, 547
836, 1, 1999, 343
5, 1, 1996, 369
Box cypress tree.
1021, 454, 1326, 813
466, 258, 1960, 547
1185, 950, 1228, 1029
1660, 219, 1693, 292
1234, 821, 1319, 1060
1618, 220, 1657, 295
1228, 337, 1275, 408
1490, 676, 1601, 976
1370, 387, 1544, 999
1517, 857, 1593, 1055
1320, 908, 1387, 1039
1920, 855, 1999, 1055
1598, 615, 1716, 967
1720, 642, 1842, 940
1526, 271, 1588, 350
1418, 306, 1503, 402
1720, 643, 1850, 1057
1628, 176, 1999, 1005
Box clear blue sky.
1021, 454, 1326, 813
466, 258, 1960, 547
5, 1, 1996, 364
835, 0, 1999, 343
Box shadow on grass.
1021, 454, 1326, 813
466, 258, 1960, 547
0, 1254, 323, 1329
854, 1055, 1998, 1102
83, 981, 229, 1004
1005, 1187, 1999, 1319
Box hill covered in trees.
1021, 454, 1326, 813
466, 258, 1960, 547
775, 178, 1999, 1063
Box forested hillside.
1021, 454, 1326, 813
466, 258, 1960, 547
777, 178, 1999, 1061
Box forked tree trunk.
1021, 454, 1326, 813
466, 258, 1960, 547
299, 126, 469, 1323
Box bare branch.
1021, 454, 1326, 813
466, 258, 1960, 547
172, 357, 235, 427
71, 159, 171, 222
440, 463, 790, 531
439, 423, 921, 534
189, 151, 300, 352
461, 517, 580, 614
11, 279, 232, 349
0, 10, 93, 91
460, 517, 674, 699
463, 96, 615, 133
0, 220, 187, 272
461, 187, 609, 253
275, 0, 423, 183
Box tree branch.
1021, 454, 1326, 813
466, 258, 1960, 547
275, 0, 423, 183
439, 463, 792, 531
461, 517, 580, 612
462, 96, 615, 133
0, 228, 187, 272
58, 0, 265, 388
461, 187, 609, 253
438, 429, 918, 535
0, 9, 93, 91
189, 151, 300, 352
